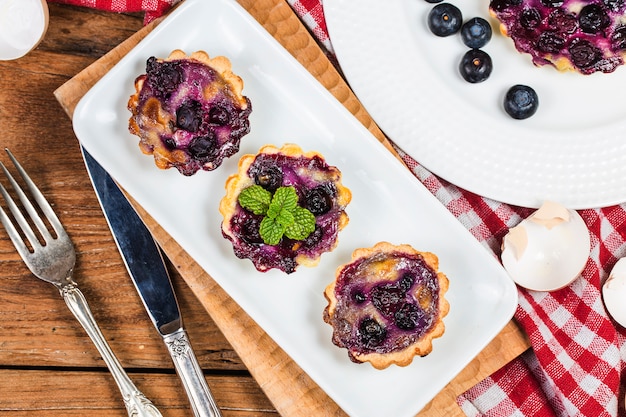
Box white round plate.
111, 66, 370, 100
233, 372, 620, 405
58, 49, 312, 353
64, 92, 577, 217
324, 0, 626, 209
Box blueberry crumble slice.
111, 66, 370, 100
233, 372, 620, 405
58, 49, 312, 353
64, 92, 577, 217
323, 242, 449, 369
128, 50, 252, 175
490, 0, 626, 74
219, 144, 351, 274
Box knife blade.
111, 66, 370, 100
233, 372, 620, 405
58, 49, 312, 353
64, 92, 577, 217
81, 146, 222, 417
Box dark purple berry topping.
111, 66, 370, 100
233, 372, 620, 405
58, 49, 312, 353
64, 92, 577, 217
536, 31, 566, 53
520, 7, 542, 30
359, 318, 387, 348
569, 38, 603, 69
395, 303, 427, 331
548, 9, 578, 34
490, 0, 626, 74
578, 4, 610, 33
371, 284, 405, 318
145, 57, 182, 99
176, 100, 203, 132
252, 165, 283, 191
304, 185, 334, 215
187, 134, 218, 159
208, 106, 231, 125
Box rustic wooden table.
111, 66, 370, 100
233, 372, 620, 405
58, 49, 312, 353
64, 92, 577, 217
0, 2, 530, 416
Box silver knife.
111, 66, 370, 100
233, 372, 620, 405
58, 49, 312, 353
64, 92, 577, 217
81, 146, 223, 417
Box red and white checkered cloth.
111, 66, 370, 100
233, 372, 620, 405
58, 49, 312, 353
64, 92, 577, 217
47, 0, 178, 23
48, 0, 626, 415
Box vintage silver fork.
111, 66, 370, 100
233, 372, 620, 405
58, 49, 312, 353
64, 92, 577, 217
0, 149, 162, 417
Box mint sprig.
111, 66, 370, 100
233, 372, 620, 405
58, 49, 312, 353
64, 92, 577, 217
238, 185, 316, 245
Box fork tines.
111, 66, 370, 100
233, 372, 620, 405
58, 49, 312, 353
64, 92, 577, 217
0, 149, 66, 256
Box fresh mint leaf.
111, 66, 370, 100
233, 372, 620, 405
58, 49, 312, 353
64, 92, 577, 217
246, 185, 317, 245
276, 209, 295, 228
267, 186, 298, 219
284, 206, 316, 240
259, 216, 286, 246
238, 185, 271, 215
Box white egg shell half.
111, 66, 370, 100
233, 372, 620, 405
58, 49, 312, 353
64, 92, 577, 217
0, 0, 49, 61
501, 201, 590, 292
602, 257, 626, 327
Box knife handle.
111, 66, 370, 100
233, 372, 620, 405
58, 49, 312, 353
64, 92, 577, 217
163, 329, 223, 417
60, 283, 162, 417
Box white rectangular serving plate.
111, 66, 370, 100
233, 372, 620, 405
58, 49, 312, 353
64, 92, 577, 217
72, 0, 518, 415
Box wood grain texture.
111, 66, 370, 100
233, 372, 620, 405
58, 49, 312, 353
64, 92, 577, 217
0, 4, 272, 416
51, 1, 530, 416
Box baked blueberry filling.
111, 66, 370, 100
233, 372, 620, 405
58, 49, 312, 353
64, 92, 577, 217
490, 0, 626, 73
329, 250, 440, 359
221, 145, 350, 274
128, 51, 252, 175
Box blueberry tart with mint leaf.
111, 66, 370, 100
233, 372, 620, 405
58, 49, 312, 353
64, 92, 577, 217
219, 144, 351, 274
323, 242, 449, 369
128, 50, 252, 175
490, 0, 626, 74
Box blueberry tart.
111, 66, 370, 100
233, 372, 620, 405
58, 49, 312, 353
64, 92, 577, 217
128, 50, 252, 175
323, 242, 449, 369
490, 0, 626, 74
219, 144, 351, 274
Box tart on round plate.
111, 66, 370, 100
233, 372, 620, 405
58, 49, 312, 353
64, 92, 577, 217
490, 0, 626, 74
220, 143, 351, 274
128, 50, 252, 175
323, 242, 449, 369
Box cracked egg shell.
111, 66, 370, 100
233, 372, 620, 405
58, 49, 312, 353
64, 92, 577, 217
0, 0, 49, 61
501, 201, 590, 292
602, 258, 626, 328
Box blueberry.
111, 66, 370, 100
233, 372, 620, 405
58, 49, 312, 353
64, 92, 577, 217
540, 0, 564, 7
427, 3, 463, 37
146, 57, 182, 98
503, 85, 539, 120
399, 273, 415, 292
163, 138, 177, 150
188, 134, 218, 160
358, 318, 387, 348
302, 225, 324, 248
578, 4, 610, 34
371, 284, 405, 317
395, 303, 426, 331
304, 185, 333, 215
536, 31, 565, 53
240, 216, 264, 244
460, 17, 492, 48
208, 106, 231, 125
490, 0, 522, 12
519, 8, 542, 30
253, 165, 283, 191
611, 25, 626, 50
603, 0, 625, 12
569, 38, 602, 70
459, 49, 493, 83
176, 100, 203, 132
548, 9, 578, 34
352, 289, 367, 304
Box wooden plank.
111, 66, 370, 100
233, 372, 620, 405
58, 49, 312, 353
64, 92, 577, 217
0, 369, 276, 416
53, 0, 531, 415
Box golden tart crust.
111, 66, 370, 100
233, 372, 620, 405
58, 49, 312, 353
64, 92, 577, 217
220, 143, 351, 273
128, 50, 251, 175
324, 242, 449, 369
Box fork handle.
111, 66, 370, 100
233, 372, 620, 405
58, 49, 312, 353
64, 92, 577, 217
60, 283, 162, 417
